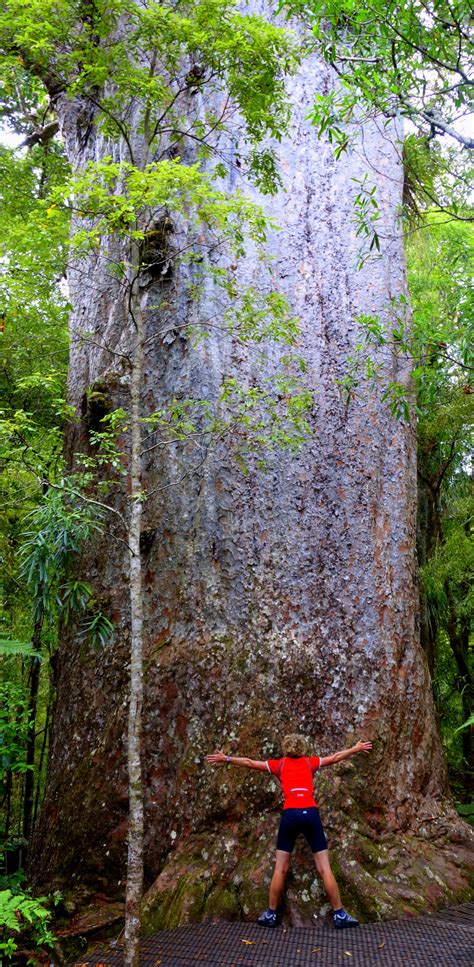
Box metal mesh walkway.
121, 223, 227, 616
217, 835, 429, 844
73, 901, 474, 966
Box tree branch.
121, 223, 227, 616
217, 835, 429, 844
420, 109, 474, 149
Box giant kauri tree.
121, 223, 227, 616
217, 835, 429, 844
3, 0, 472, 934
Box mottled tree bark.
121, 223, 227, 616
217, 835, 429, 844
29, 16, 472, 927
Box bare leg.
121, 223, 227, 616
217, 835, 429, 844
269, 849, 291, 910
313, 849, 342, 910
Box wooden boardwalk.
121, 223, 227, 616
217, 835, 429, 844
72, 901, 474, 966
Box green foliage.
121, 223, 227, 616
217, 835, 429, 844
430, 621, 471, 788
421, 495, 473, 620
20, 488, 114, 647
0, 682, 31, 802
1, 0, 298, 192
455, 715, 474, 735
224, 288, 300, 345
352, 175, 381, 267
0, 134, 70, 692
0, 887, 57, 960
80, 610, 115, 649
283, 0, 473, 226
455, 801, 474, 826
337, 215, 473, 420
21, 493, 100, 617
0, 142, 69, 476
408, 217, 473, 795
67, 156, 274, 255
216, 370, 312, 470
0, 130, 71, 846
401, 135, 463, 221
284, 0, 473, 153
408, 214, 474, 401
0, 641, 40, 658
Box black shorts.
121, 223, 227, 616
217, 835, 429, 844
276, 807, 328, 854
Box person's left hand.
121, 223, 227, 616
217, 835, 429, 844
354, 740, 372, 754
206, 750, 226, 765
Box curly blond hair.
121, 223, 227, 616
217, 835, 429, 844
282, 733, 308, 758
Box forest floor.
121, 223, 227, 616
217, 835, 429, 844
68, 901, 474, 966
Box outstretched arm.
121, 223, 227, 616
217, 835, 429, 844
320, 739, 372, 767
206, 750, 268, 773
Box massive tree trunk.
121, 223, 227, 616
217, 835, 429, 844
29, 19, 472, 926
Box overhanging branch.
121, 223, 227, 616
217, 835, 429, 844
421, 109, 474, 149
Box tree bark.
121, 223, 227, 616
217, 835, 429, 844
29, 17, 473, 926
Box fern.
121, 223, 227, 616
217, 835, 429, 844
0, 640, 41, 658
0, 889, 56, 958
454, 714, 474, 734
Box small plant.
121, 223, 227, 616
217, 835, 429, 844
455, 802, 474, 827
0, 887, 57, 961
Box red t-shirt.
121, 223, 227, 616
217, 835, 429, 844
266, 756, 321, 809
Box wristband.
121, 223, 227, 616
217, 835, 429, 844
226, 755, 231, 764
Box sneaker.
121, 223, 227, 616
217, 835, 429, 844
333, 909, 359, 929
257, 908, 277, 928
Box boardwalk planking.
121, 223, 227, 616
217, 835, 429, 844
69, 902, 474, 966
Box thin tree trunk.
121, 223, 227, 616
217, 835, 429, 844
3, 770, 12, 840
23, 614, 43, 841
124, 263, 146, 967
33, 696, 51, 828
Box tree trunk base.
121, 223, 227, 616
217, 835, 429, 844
141, 810, 474, 932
